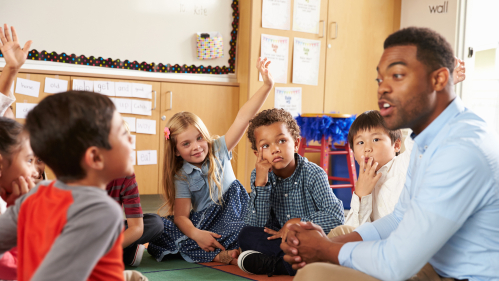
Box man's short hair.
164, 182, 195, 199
384, 27, 455, 81
247, 108, 301, 151
348, 111, 402, 155
25, 91, 115, 181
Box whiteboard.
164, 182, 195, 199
0, 0, 237, 75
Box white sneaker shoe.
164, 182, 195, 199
130, 244, 146, 267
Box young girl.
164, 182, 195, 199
0, 117, 38, 281
148, 58, 274, 265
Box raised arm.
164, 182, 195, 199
224, 58, 274, 151
0, 24, 32, 96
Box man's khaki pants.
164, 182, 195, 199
293, 225, 457, 281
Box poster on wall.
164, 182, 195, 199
260, 34, 290, 84
292, 38, 321, 86
293, 0, 321, 34
262, 0, 291, 30
274, 87, 302, 117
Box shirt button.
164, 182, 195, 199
419, 155, 423, 159
294, 182, 297, 185
253, 211, 255, 213
424, 145, 428, 150
273, 182, 276, 185
287, 215, 290, 218
285, 194, 288, 197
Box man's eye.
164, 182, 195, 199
279, 139, 286, 144
375, 78, 382, 84
262, 144, 269, 149
393, 74, 403, 79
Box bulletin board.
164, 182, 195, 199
0, 0, 239, 75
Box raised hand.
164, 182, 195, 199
193, 230, 226, 252
254, 147, 273, 186
257, 57, 274, 88
0, 24, 32, 70
453, 57, 465, 85
354, 156, 382, 198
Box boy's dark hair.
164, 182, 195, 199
384, 27, 455, 82
0, 117, 24, 158
247, 108, 301, 151
348, 111, 402, 155
25, 91, 115, 181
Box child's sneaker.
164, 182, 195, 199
129, 244, 146, 267
238, 250, 283, 277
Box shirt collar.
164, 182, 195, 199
181, 159, 208, 175
411, 97, 465, 150
377, 156, 396, 175
270, 153, 304, 182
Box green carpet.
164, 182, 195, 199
125, 250, 251, 281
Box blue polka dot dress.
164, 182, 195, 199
148, 180, 249, 263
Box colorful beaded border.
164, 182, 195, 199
0, 0, 239, 75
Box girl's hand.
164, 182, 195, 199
257, 57, 274, 88
193, 230, 226, 252
0, 24, 32, 71
0, 176, 33, 207
453, 57, 465, 85
254, 147, 272, 186
354, 156, 381, 198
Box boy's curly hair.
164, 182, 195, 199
247, 108, 301, 150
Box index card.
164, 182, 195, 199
137, 150, 157, 165
131, 83, 153, 99
131, 100, 152, 116
15, 103, 37, 119
15, 78, 40, 97
44, 77, 68, 94
72, 79, 94, 92
123, 117, 136, 132
116, 82, 132, 97
94, 81, 115, 96
112, 98, 133, 114
136, 119, 156, 135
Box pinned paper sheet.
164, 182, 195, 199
260, 34, 290, 84
44, 77, 68, 94
136, 119, 156, 135
15, 78, 40, 97
137, 150, 157, 165
262, 0, 291, 30
72, 79, 94, 92
116, 82, 132, 97
131, 135, 136, 150
131, 83, 152, 99
132, 100, 152, 116
15, 103, 37, 119
131, 150, 136, 165
123, 117, 136, 132
94, 81, 115, 96
274, 87, 302, 117
293, 37, 321, 86
293, 0, 321, 34
112, 98, 133, 114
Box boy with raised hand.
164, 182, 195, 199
0, 91, 132, 281
237, 108, 344, 277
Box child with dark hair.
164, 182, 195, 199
0, 91, 133, 281
237, 108, 344, 276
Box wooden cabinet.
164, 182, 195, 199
157, 83, 239, 196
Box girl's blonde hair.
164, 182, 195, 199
159, 112, 223, 216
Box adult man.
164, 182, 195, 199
281, 27, 499, 280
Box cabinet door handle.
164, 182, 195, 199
330, 22, 338, 39
319, 20, 325, 38
167, 91, 173, 111
152, 90, 157, 110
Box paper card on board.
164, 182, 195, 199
137, 150, 157, 165
94, 81, 115, 96
123, 117, 136, 132
293, 0, 321, 34
15, 78, 40, 97
112, 98, 133, 114
72, 79, 94, 92
274, 87, 302, 117
131, 150, 136, 165
260, 34, 289, 84
131, 83, 153, 99
136, 119, 156, 135
131, 135, 136, 150
44, 77, 68, 94
131, 100, 152, 116
15, 103, 37, 119
116, 82, 132, 97
292, 37, 321, 86
262, 0, 291, 30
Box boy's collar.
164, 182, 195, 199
376, 156, 396, 175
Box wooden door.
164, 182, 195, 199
70, 77, 161, 195
324, 0, 400, 115
158, 83, 239, 198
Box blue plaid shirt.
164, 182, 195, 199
244, 153, 344, 232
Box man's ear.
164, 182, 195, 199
81, 146, 105, 171
394, 138, 402, 153
432, 67, 450, 92
294, 137, 301, 152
